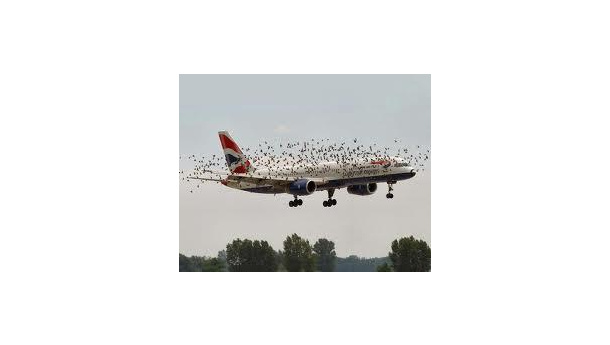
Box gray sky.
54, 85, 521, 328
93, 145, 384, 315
180, 74, 430, 258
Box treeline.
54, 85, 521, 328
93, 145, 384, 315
179, 234, 430, 272
179, 253, 225, 272
336, 256, 391, 272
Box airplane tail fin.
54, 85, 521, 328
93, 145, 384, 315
218, 131, 253, 174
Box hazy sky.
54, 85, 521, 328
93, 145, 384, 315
180, 74, 430, 258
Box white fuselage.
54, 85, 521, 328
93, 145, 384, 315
224, 157, 415, 194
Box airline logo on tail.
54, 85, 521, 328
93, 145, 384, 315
218, 131, 252, 174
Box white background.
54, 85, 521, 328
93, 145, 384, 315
1, 1, 609, 344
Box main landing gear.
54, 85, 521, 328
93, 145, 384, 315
323, 189, 337, 207
289, 195, 303, 207
386, 182, 395, 199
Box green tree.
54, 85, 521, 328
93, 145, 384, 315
204, 258, 225, 272
217, 250, 228, 272
276, 250, 286, 271
189, 256, 205, 272
335, 255, 388, 272
179, 253, 194, 272
283, 234, 314, 272
190, 256, 226, 272
388, 236, 431, 272
180, 254, 225, 272
376, 262, 392, 272
226, 239, 278, 272
313, 238, 337, 272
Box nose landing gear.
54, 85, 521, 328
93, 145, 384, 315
386, 182, 395, 199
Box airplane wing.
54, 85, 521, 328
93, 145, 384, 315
189, 172, 330, 188
228, 174, 295, 187
186, 176, 224, 182
228, 174, 329, 187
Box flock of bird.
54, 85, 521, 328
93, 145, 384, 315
179, 138, 430, 193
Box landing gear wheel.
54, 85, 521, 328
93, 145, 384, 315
290, 196, 303, 207
325, 189, 337, 207
386, 193, 394, 199
323, 199, 336, 207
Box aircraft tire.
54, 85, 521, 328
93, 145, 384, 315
332, 199, 337, 206
297, 199, 303, 206
289, 200, 294, 207
323, 200, 328, 207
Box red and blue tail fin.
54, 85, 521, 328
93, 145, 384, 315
218, 131, 252, 174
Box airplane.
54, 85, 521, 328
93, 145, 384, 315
187, 131, 416, 208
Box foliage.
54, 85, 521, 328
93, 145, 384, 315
388, 236, 431, 272
191, 256, 225, 272
180, 235, 431, 273
225, 239, 278, 272
376, 262, 392, 272
179, 253, 195, 272
217, 250, 227, 262
276, 250, 286, 271
179, 253, 225, 272
217, 250, 228, 271
283, 234, 315, 272
335, 255, 391, 272
313, 238, 337, 272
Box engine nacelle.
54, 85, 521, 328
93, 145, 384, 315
347, 183, 378, 196
289, 179, 316, 196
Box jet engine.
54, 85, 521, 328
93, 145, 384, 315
288, 179, 317, 195
347, 183, 378, 196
